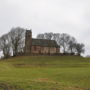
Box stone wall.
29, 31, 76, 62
31, 46, 59, 54
25, 30, 32, 54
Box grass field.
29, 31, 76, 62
0, 56, 90, 90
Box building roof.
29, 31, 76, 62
32, 39, 60, 48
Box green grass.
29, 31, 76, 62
0, 56, 90, 90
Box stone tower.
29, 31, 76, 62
25, 30, 32, 54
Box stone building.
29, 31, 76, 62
25, 30, 60, 55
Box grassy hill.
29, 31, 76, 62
0, 56, 90, 90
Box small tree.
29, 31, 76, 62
68, 37, 77, 54
75, 43, 85, 56
59, 33, 71, 53
0, 34, 11, 58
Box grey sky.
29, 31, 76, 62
0, 0, 90, 56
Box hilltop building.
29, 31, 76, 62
25, 30, 60, 55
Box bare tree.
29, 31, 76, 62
0, 34, 11, 58
37, 34, 45, 39
37, 32, 53, 40
68, 37, 77, 54
75, 43, 85, 56
52, 33, 61, 45
44, 33, 53, 40
9, 27, 25, 56
59, 33, 71, 53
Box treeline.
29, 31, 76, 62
37, 33, 85, 56
0, 27, 85, 58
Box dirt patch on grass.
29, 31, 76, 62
32, 78, 56, 83
13, 63, 90, 68
0, 83, 23, 90
0, 83, 9, 90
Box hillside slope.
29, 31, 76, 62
0, 56, 90, 90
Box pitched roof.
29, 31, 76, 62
32, 39, 60, 48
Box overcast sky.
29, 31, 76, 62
0, 0, 90, 56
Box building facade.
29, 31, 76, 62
25, 30, 60, 55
